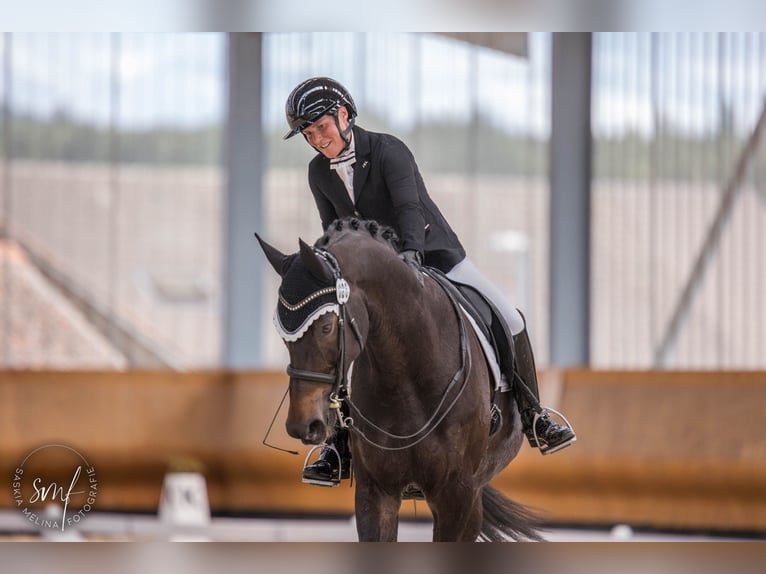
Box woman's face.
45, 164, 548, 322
301, 106, 350, 159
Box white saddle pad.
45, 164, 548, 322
460, 305, 511, 393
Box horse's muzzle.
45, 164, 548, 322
286, 418, 327, 445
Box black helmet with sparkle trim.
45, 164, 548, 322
283, 77, 357, 140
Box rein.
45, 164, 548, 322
346, 267, 472, 451
284, 247, 472, 452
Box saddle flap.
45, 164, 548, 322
423, 268, 514, 380
453, 283, 494, 335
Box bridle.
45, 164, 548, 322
284, 248, 363, 411
283, 248, 472, 450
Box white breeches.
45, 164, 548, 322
446, 256, 525, 336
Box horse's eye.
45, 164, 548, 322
321, 322, 334, 335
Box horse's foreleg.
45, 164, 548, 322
429, 489, 483, 542
457, 498, 483, 541
354, 482, 402, 541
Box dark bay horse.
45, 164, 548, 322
257, 218, 541, 542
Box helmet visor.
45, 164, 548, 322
283, 101, 341, 140
283, 112, 316, 139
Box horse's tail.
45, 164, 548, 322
479, 485, 545, 541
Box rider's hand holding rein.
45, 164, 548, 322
399, 249, 424, 287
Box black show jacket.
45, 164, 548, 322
307, 125, 466, 273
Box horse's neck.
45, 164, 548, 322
358, 276, 457, 405
334, 238, 452, 394
364, 266, 435, 353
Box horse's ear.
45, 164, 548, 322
255, 233, 289, 276
299, 239, 333, 282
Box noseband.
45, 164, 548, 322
284, 249, 363, 405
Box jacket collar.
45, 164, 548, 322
351, 126, 372, 203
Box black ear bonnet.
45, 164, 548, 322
274, 254, 338, 341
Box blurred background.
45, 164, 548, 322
1, 33, 765, 540
1, 32, 764, 371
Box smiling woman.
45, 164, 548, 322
301, 112, 351, 158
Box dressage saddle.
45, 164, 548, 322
423, 267, 515, 388
424, 268, 576, 454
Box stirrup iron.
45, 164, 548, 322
532, 406, 577, 456
302, 443, 343, 487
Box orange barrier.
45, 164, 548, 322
1, 369, 765, 531
0, 370, 354, 516
498, 369, 766, 532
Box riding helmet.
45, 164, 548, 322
283, 77, 357, 140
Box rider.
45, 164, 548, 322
283, 76, 576, 486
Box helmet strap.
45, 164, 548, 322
333, 113, 355, 151
301, 110, 356, 153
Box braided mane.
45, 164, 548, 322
314, 217, 401, 252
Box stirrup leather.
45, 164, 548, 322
531, 407, 577, 456
302, 443, 344, 487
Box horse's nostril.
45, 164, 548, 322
307, 419, 326, 444
286, 418, 327, 444
286, 420, 307, 440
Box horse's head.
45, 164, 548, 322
256, 230, 370, 445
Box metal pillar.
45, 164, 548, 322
549, 33, 592, 367
222, 33, 265, 367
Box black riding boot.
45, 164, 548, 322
513, 327, 577, 455
302, 421, 352, 486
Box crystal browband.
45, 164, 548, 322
279, 286, 336, 311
